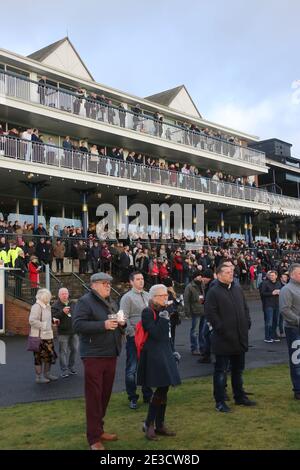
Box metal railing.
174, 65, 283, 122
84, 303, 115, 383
0, 70, 266, 167
0, 135, 299, 213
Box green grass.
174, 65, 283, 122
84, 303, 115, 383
0, 364, 299, 450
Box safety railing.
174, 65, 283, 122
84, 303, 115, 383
0, 70, 266, 167
0, 135, 299, 213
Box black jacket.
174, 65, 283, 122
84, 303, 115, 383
137, 306, 181, 388
51, 299, 76, 335
73, 290, 125, 357
260, 279, 282, 309
204, 280, 251, 356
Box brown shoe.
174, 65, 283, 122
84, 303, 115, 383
143, 422, 158, 440
155, 425, 176, 437
191, 351, 201, 356
90, 441, 105, 450
100, 432, 118, 441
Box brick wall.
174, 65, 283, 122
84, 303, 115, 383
5, 296, 31, 336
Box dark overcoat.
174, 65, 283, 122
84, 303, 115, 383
204, 280, 251, 356
137, 306, 181, 388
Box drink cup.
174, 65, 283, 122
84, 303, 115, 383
108, 313, 118, 321
117, 310, 125, 322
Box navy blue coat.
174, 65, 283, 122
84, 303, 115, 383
137, 306, 181, 388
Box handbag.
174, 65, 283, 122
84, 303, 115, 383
27, 335, 41, 352
27, 305, 42, 352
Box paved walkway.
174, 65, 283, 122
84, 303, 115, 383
0, 300, 288, 407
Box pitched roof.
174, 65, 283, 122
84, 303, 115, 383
145, 85, 202, 118
145, 85, 185, 107
27, 37, 94, 81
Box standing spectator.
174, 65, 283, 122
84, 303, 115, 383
90, 241, 101, 273
101, 243, 112, 273
132, 103, 141, 131
137, 284, 181, 440
73, 273, 126, 450
76, 240, 88, 274
38, 76, 47, 105
184, 270, 205, 356
205, 264, 256, 412
279, 264, 300, 399
29, 288, 58, 383
14, 250, 27, 298
163, 277, 181, 349
119, 245, 131, 282
149, 257, 159, 285
53, 240, 65, 273
118, 103, 126, 128
52, 288, 79, 378
28, 255, 41, 299
261, 270, 282, 343
249, 264, 257, 291
120, 272, 152, 409
34, 223, 48, 237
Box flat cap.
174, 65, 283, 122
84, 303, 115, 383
90, 272, 113, 283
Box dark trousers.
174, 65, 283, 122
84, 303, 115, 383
125, 336, 152, 402
214, 353, 245, 404
285, 327, 300, 393
146, 386, 169, 428
79, 259, 87, 274
83, 357, 117, 446
55, 258, 63, 272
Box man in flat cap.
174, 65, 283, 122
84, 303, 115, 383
73, 272, 126, 450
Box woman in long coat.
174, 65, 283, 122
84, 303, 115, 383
137, 284, 181, 440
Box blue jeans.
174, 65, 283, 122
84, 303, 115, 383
190, 315, 205, 353
125, 336, 152, 402
200, 317, 211, 356
214, 354, 245, 403
285, 327, 300, 393
58, 334, 79, 372
264, 306, 279, 341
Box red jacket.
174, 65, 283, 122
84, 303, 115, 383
159, 264, 169, 279
174, 255, 183, 271
28, 262, 40, 288
149, 261, 159, 276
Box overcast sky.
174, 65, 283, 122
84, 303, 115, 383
2, 0, 300, 154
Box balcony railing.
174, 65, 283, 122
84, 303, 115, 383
0, 135, 298, 214
0, 70, 266, 168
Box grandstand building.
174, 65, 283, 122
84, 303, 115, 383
0, 37, 300, 242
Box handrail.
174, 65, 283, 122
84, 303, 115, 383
0, 69, 266, 167
71, 271, 90, 292
41, 261, 63, 287
72, 271, 121, 297
0, 134, 299, 213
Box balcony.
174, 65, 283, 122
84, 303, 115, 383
0, 70, 267, 172
0, 135, 298, 215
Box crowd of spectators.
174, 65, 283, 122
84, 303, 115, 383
0, 125, 256, 188
1, 218, 299, 292
35, 77, 247, 150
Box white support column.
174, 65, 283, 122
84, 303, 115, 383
62, 205, 65, 220
292, 231, 297, 243
16, 200, 20, 216
39, 201, 43, 217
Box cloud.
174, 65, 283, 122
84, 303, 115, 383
208, 87, 300, 157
